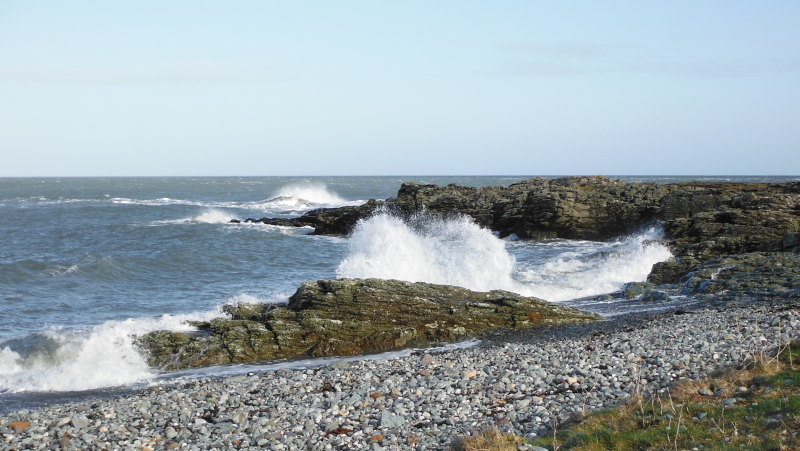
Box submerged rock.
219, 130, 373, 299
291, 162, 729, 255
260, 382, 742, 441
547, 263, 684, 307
137, 278, 601, 370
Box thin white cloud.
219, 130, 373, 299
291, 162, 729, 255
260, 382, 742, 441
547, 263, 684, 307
504, 42, 619, 60
630, 59, 800, 78
0, 61, 291, 84
502, 42, 800, 78
502, 61, 594, 77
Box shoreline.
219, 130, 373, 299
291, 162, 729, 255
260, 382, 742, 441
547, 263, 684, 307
2, 300, 798, 450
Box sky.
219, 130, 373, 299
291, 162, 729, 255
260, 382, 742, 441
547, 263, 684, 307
1, 1, 798, 176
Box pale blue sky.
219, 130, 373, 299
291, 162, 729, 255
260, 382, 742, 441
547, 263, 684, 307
1, 1, 798, 176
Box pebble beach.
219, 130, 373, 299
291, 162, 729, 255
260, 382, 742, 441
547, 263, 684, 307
2, 302, 798, 451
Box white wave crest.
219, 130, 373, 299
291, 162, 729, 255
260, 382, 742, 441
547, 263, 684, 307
337, 212, 526, 293
0, 306, 231, 393
337, 213, 672, 302
193, 209, 233, 224
110, 197, 208, 207
149, 209, 233, 225
273, 183, 345, 205
249, 183, 365, 213
513, 228, 673, 302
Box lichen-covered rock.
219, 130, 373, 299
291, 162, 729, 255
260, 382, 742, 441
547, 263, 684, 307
137, 279, 601, 371
678, 252, 800, 304
621, 282, 655, 299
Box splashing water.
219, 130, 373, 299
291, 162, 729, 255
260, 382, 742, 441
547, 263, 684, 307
193, 209, 234, 224
0, 314, 217, 393
272, 183, 346, 206
337, 212, 526, 293
511, 228, 674, 301
0, 293, 289, 393
337, 212, 672, 301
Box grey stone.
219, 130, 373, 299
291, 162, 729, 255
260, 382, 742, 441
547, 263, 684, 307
379, 410, 405, 428
70, 415, 89, 430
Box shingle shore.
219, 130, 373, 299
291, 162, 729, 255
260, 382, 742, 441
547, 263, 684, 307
2, 303, 798, 451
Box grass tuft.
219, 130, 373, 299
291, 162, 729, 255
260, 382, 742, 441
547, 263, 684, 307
520, 341, 800, 450
452, 342, 800, 451
453, 427, 522, 451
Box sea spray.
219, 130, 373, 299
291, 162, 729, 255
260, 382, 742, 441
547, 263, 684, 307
337, 212, 672, 301
193, 209, 234, 224
272, 182, 347, 206
251, 183, 364, 213
337, 211, 527, 293
0, 293, 287, 393
512, 227, 673, 302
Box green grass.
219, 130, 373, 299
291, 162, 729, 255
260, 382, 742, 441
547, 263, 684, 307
521, 341, 800, 451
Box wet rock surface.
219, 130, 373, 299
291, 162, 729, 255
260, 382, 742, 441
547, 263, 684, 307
4, 303, 798, 450
137, 279, 601, 371
237, 177, 800, 282
664, 252, 799, 305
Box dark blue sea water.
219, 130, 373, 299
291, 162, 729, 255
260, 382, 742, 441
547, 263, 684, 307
1, 176, 797, 408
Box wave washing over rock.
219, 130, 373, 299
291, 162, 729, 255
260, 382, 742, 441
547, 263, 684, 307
2, 176, 799, 446
337, 211, 672, 302
0, 295, 287, 394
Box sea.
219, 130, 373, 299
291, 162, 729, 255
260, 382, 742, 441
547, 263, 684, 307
1, 175, 797, 412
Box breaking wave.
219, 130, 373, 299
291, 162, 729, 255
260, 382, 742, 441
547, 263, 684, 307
337, 212, 672, 302
337, 212, 523, 293
0, 294, 287, 393
253, 183, 363, 212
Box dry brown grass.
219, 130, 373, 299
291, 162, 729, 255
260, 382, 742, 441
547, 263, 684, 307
526, 341, 800, 450
453, 427, 522, 451
669, 347, 788, 402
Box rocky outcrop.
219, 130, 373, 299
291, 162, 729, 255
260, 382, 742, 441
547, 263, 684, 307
137, 278, 601, 371
236, 177, 800, 282
680, 252, 800, 302
234, 199, 384, 236
624, 252, 800, 307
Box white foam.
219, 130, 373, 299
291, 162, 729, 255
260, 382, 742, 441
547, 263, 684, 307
0, 347, 23, 377
251, 183, 364, 213
337, 212, 672, 302
149, 209, 234, 225
44, 264, 79, 276
273, 183, 346, 205
0, 301, 237, 393
337, 212, 526, 293
513, 228, 674, 302
192, 209, 233, 224
110, 197, 208, 207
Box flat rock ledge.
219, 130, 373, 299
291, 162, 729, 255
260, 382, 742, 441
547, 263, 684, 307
137, 279, 601, 371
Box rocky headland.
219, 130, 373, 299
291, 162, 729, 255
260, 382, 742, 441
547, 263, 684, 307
4, 177, 800, 450
238, 176, 800, 282
147, 177, 800, 372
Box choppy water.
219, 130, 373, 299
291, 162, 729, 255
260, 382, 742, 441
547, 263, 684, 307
1, 175, 797, 409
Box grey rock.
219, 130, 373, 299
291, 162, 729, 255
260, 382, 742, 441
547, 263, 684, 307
70, 415, 89, 429
379, 410, 405, 428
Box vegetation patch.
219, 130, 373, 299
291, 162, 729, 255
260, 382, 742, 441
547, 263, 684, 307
457, 342, 800, 451
454, 427, 523, 451
526, 341, 800, 450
